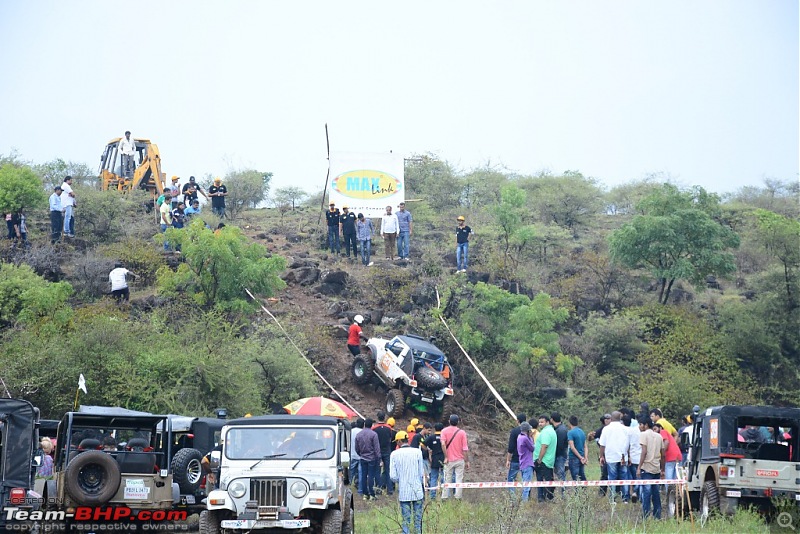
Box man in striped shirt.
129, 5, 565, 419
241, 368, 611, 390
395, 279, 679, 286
390, 430, 425, 534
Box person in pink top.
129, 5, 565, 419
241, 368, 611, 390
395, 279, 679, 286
654, 422, 682, 480
440, 414, 469, 499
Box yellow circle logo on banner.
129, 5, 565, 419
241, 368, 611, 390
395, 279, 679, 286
332, 170, 402, 200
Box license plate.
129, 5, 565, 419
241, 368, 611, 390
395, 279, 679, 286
726, 490, 741, 498
421, 397, 433, 403
796, 494, 800, 501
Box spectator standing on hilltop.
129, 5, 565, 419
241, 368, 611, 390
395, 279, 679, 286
347, 315, 367, 357
598, 411, 631, 503
159, 193, 173, 251
49, 185, 63, 243
350, 419, 363, 495
506, 413, 527, 496
637, 417, 665, 519
60, 176, 75, 238
171, 202, 186, 252
120, 131, 136, 177
5, 213, 14, 240
354, 417, 380, 501
455, 216, 472, 273
390, 430, 425, 534
380, 205, 399, 261
372, 412, 395, 496
551, 412, 569, 492
182, 176, 208, 204
208, 177, 228, 218
109, 262, 136, 303
624, 411, 642, 503
169, 176, 181, 209
567, 416, 588, 481
340, 205, 358, 258
356, 213, 374, 266
423, 423, 444, 500
441, 414, 469, 500
395, 202, 413, 261
10, 208, 29, 248
326, 202, 341, 256
185, 200, 202, 218
533, 415, 556, 502
516, 422, 535, 502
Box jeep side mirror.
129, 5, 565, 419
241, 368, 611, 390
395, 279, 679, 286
32, 455, 42, 468
339, 451, 350, 468
210, 450, 221, 469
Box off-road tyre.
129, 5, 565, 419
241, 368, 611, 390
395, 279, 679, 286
415, 366, 447, 390
438, 397, 456, 424
341, 489, 354, 533
352, 355, 374, 385
199, 510, 222, 534
386, 389, 405, 418
171, 447, 204, 494
64, 450, 121, 506
666, 486, 678, 519
320, 508, 342, 534
700, 480, 720, 521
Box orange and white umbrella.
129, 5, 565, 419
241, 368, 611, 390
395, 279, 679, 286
283, 396, 358, 419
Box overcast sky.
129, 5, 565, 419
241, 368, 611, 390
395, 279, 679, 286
0, 1, 796, 195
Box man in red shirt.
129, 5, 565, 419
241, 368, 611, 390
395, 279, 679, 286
654, 422, 682, 480
441, 414, 469, 500
347, 315, 367, 356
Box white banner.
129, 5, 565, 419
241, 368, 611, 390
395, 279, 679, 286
328, 152, 404, 219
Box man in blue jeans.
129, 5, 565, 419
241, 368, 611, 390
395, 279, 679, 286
505, 413, 527, 496
598, 411, 630, 503
395, 202, 413, 260
455, 216, 472, 273
354, 418, 381, 501
390, 431, 424, 534
637, 417, 665, 519
325, 202, 341, 255
516, 422, 535, 501
567, 416, 588, 481
551, 412, 569, 494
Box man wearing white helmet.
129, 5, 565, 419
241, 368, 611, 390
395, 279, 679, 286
347, 315, 368, 356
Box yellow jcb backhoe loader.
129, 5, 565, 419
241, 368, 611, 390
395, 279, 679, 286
99, 137, 166, 196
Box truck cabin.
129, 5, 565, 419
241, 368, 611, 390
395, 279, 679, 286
55, 412, 172, 475
693, 406, 800, 464
100, 138, 149, 178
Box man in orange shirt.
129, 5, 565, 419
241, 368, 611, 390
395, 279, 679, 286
347, 315, 367, 356
440, 414, 469, 500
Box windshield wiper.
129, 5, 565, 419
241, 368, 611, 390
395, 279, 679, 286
292, 448, 326, 470
250, 453, 286, 470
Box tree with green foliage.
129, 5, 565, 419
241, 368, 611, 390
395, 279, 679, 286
609, 184, 740, 304
0, 263, 73, 328
520, 171, 604, 235
210, 169, 272, 218
33, 158, 96, 188
0, 164, 46, 213
158, 220, 286, 312
753, 209, 800, 310
273, 186, 308, 218
405, 154, 462, 211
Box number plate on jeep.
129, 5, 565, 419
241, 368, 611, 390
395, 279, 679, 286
421, 396, 434, 403
726, 490, 741, 498
755, 469, 779, 477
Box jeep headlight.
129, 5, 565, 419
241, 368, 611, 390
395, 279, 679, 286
310, 476, 333, 490
290, 481, 308, 498
229, 480, 247, 499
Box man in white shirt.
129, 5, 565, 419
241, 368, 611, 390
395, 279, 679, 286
380, 205, 400, 261
49, 185, 63, 243
109, 262, 136, 303
598, 411, 631, 503
60, 176, 75, 237
389, 430, 425, 534
120, 130, 136, 177
624, 412, 643, 503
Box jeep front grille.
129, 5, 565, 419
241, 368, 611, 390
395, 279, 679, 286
250, 478, 286, 507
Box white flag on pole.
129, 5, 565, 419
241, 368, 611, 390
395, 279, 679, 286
78, 374, 87, 394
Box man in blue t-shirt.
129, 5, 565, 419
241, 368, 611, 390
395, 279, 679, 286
567, 415, 587, 481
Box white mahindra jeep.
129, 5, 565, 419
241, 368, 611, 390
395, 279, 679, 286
200, 415, 354, 534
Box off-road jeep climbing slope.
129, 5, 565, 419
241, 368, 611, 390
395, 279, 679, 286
42, 411, 178, 513
352, 334, 455, 422
200, 415, 354, 534
675, 405, 800, 519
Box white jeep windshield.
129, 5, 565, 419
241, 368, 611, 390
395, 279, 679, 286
226, 427, 336, 460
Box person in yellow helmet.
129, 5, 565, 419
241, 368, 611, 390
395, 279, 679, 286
455, 216, 472, 273
169, 176, 181, 209
208, 177, 228, 218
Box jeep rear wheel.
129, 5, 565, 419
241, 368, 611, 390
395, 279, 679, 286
171, 447, 204, 494
352, 355, 374, 385
438, 397, 455, 424
199, 510, 221, 534
700, 481, 720, 521
64, 451, 121, 506
386, 389, 405, 418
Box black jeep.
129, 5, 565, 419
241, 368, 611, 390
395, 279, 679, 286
0, 398, 40, 528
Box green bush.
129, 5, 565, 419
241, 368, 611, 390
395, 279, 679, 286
100, 238, 165, 286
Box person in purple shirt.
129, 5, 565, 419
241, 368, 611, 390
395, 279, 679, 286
517, 422, 535, 501
354, 417, 381, 501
